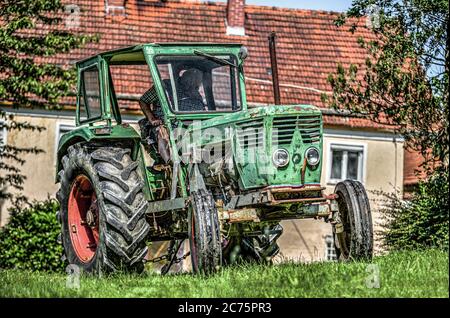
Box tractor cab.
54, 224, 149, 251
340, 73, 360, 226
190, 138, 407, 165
72, 43, 247, 129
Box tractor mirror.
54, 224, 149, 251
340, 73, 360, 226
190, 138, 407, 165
239, 46, 248, 60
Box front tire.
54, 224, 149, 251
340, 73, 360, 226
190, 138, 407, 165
333, 180, 373, 261
189, 189, 222, 274
56, 143, 150, 274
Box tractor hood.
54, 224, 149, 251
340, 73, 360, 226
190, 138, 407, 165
185, 105, 323, 190
189, 104, 321, 130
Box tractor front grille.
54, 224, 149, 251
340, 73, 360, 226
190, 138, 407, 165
236, 119, 264, 149
272, 115, 321, 145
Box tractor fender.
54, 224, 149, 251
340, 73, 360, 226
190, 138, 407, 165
55, 124, 142, 183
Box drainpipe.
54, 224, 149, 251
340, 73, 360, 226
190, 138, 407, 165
268, 31, 281, 105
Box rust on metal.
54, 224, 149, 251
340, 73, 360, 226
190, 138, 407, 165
266, 185, 324, 193
317, 202, 332, 217
264, 184, 326, 205
301, 157, 307, 185
220, 208, 260, 223
266, 194, 327, 205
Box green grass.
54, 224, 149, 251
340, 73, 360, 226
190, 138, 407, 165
0, 249, 448, 298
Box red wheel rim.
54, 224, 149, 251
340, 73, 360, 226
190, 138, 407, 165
68, 175, 99, 263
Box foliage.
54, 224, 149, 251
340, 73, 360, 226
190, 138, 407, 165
0, 0, 96, 109
326, 2, 448, 252
323, 0, 449, 170
0, 0, 96, 203
0, 249, 448, 297
0, 199, 64, 272
378, 168, 449, 251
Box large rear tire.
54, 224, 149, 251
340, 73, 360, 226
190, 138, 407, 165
333, 180, 373, 261
56, 143, 150, 274
189, 189, 222, 274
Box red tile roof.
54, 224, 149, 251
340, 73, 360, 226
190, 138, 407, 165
43, 0, 383, 129
322, 112, 396, 130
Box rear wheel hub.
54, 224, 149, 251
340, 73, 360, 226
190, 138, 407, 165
68, 175, 99, 263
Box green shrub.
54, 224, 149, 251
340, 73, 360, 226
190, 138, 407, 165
380, 168, 449, 251
0, 199, 64, 272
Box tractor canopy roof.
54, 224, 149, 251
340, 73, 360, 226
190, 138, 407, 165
76, 42, 243, 67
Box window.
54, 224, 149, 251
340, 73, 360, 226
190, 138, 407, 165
328, 144, 365, 183
325, 235, 337, 261
109, 63, 154, 112
155, 54, 241, 113
0, 119, 6, 146
79, 65, 101, 122
211, 64, 241, 111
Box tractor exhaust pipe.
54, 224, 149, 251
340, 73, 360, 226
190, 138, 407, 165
268, 31, 281, 105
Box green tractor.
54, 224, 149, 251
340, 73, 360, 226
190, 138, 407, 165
56, 43, 373, 275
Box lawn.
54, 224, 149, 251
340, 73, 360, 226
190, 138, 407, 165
0, 249, 447, 298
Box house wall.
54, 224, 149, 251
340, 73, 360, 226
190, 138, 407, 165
0, 112, 75, 226
0, 112, 404, 263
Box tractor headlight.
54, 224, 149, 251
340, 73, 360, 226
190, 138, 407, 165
305, 147, 320, 166
272, 149, 290, 168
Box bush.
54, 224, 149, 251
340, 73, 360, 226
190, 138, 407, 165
0, 199, 64, 272
380, 168, 449, 251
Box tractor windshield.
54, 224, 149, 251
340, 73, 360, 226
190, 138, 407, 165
155, 55, 241, 113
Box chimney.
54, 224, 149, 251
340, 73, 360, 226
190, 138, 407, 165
226, 0, 245, 36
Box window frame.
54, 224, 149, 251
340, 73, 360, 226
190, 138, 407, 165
153, 53, 243, 115
77, 63, 103, 125
326, 142, 367, 185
